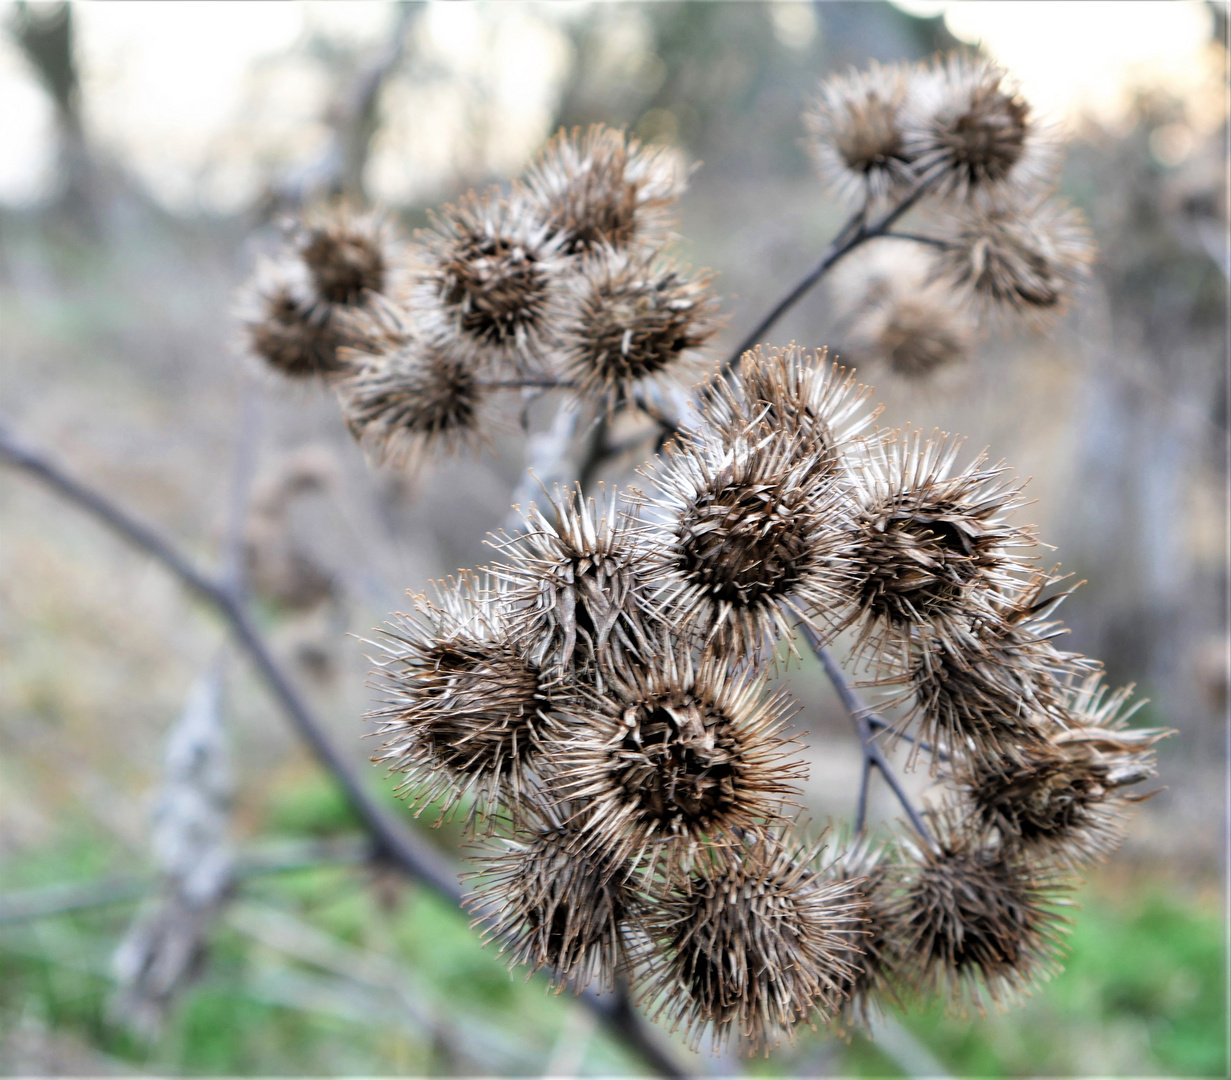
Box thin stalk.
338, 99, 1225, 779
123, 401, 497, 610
880, 230, 952, 250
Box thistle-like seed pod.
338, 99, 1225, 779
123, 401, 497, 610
640, 425, 855, 658
557, 245, 721, 411
337, 324, 488, 467
934, 195, 1095, 320
903, 54, 1056, 199
552, 651, 806, 876
804, 61, 918, 203
298, 205, 399, 307
465, 804, 642, 992
520, 124, 687, 255
887, 809, 1070, 1014
842, 429, 1036, 671
635, 830, 866, 1053
900, 574, 1094, 769
954, 674, 1171, 867
368, 574, 556, 827
491, 486, 658, 688
413, 189, 565, 371
244, 273, 346, 378
703, 345, 880, 480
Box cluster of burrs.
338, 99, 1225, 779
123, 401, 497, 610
240, 123, 720, 466
806, 53, 1095, 377
234, 52, 1165, 1056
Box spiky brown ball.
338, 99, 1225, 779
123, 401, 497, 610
368, 575, 555, 827
466, 806, 641, 991
245, 275, 346, 378
636, 832, 865, 1053
804, 62, 918, 202
552, 651, 806, 875
935, 195, 1095, 319
904, 54, 1055, 199
887, 810, 1069, 1014
558, 245, 720, 410
520, 124, 686, 254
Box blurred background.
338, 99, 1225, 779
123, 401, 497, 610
0, 1, 1226, 1075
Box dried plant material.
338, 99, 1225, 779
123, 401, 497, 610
368, 574, 556, 828
804, 62, 918, 203
641, 424, 855, 659
955, 674, 1171, 867
636, 830, 865, 1053
465, 804, 642, 992
903, 54, 1057, 199
887, 809, 1069, 1014
299, 204, 399, 306
414, 188, 565, 372
935, 195, 1095, 320
521, 124, 687, 255
337, 327, 488, 468
901, 573, 1094, 770
558, 245, 721, 411
704, 345, 880, 480
491, 486, 658, 687
553, 651, 806, 876
842, 429, 1036, 670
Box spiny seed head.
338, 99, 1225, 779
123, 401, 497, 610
887, 808, 1070, 1014
243, 270, 346, 379
552, 651, 807, 876
903, 53, 1056, 199
558, 245, 722, 411
935, 195, 1095, 321
337, 320, 487, 468
465, 804, 642, 992
635, 830, 866, 1054
520, 124, 687, 255
640, 425, 856, 659
900, 573, 1096, 771
490, 485, 658, 687
955, 674, 1171, 867
702, 345, 880, 481
804, 61, 918, 203
414, 188, 565, 371
297, 204, 399, 306
368, 573, 556, 828
842, 429, 1037, 671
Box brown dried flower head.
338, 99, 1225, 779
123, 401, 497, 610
804, 61, 918, 202
904, 54, 1056, 199
553, 650, 806, 875
636, 830, 866, 1053
887, 809, 1070, 1014
465, 804, 641, 992
414, 188, 565, 371
521, 124, 687, 255
298, 204, 399, 306
337, 322, 488, 468
491, 485, 657, 687
243, 271, 346, 379
368, 574, 555, 827
640, 425, 855, 658
558, 245, 721, 411
955, 674, 1171, 867
935, 195, 1095, 320
843, 429, 1036, 670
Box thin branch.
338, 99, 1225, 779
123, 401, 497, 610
478, 378, 577, 391
0, 422, 685, 1079
879, 230, 952, 250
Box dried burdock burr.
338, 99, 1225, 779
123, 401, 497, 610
557, 245, 721, 412
804, 61, 919, 203
635, 829, 866, 1054
464, 803, 642, 992
414, 188, 566, 372
904, 53, 1056, 200
954, 674, 1172, 868
552, 649, 806, 877
243, 272, 346, 378
934, 194, 1095, 320
887, 808, 1070, 1014
520, 124, 687, 255
368, 574, 556, 828
298, 204, 399, 306
841, 428, 1036, 671
640, 422, 855, 659
491, 485, 658, 688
